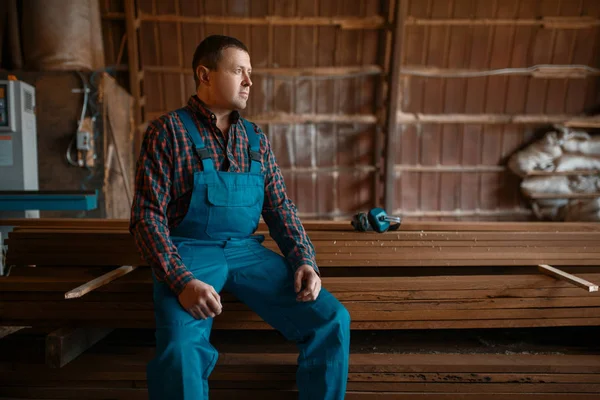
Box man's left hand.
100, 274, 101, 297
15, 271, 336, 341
294, 264, 321, 302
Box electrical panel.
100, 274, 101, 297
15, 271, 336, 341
0, 80, 39, 218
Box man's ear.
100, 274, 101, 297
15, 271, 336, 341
197, 66, 211, 86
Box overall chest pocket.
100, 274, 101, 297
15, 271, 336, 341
205, 184, 264, 239
207, 185, 262, 207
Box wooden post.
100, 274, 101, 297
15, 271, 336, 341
383, 0, 408, 213
46, 327, 113, 368
372, 0, 394, 208
124, 0, 143, 155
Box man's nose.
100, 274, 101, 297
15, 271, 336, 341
243, 73, 252, 87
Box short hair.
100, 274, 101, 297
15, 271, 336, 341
192, 35, 249, 87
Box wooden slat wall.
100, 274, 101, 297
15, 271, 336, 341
100, 0, 383, 220
100, 0, 128, 87
137, 0, 381, 219
99, 0, 600, 221
394, 0, 600, 221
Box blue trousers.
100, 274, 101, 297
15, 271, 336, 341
147, 239, 351, 399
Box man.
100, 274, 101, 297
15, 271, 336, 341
130, 35, 350, 400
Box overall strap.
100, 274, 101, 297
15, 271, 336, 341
242, 118, 262, 174
175, 108, 214, 172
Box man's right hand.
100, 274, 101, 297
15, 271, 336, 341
177, 279, 223, 319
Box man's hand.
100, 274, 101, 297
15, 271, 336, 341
178, 279, 222, 319
294, 264, 321, 302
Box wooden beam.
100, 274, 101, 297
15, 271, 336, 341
124, 0, 143, 154
394, 208, 532, 218
400, 65, 600, 79
395, 164, 506, 173
384, 0, 408, 213
138, 13, 386, 29
525, 192, 600, 200
108, 13, 600, 29
65, 266, 137, 299
396, 112, 600, 126
372, 0, 395, 211
46, 327, 113, 368
105, 106, 133, 204
404, 16, 600, 29
146, 111, 377, 125
565, 120, 600, 129
538, 264, 599, 293
5, 218, 600, 232
143, 65, 383, 78
279, 165, 376, 174
102, 12, 125, 20
230, 112, 379, 125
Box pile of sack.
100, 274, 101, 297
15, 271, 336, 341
508, 126, 600, 221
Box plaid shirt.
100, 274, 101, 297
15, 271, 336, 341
130, 96, 317, 295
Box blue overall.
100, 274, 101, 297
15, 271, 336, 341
146, 109, 350, 399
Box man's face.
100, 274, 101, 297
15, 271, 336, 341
209, 47, 252, 110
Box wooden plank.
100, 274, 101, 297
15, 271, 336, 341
7, 377, 600, 394
400, 65, 600, 79
149, 111, 379, 125
0, 387, 147, 400
5, 350, 600, 374
6, 296, 600, 316
5, 270, 600, 293
9, 228, 600, 240
3, 300, 600, 328
0, 326, 27, 340
5, 284, 600, 303
215, 318, 600, 331
539, 265, 599, 293
1, 388, 599, 400
5, 241, 600, 257
64, 266, 137, 299
45, 327, 113, 368
10, 239, 600, 253
395, 112, 600, 126
124, 0, 142, 152
9, 252, 600, 268
138, 13, 386, 29
212, 381, 600, 392
404, 16, 600, 28
5, 370, 600, 384
142, 64, 383, 77
4, 219, 600, 232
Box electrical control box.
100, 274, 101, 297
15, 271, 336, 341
0, 80, 39, 218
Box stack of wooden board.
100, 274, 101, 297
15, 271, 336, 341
1, 328, 600, 399
2, 218, 600, 398
4, 219, 600, 267
1, 219, 600, 330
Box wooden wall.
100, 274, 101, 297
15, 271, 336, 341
392, 0, 600, 220
100, 0, 600, 221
